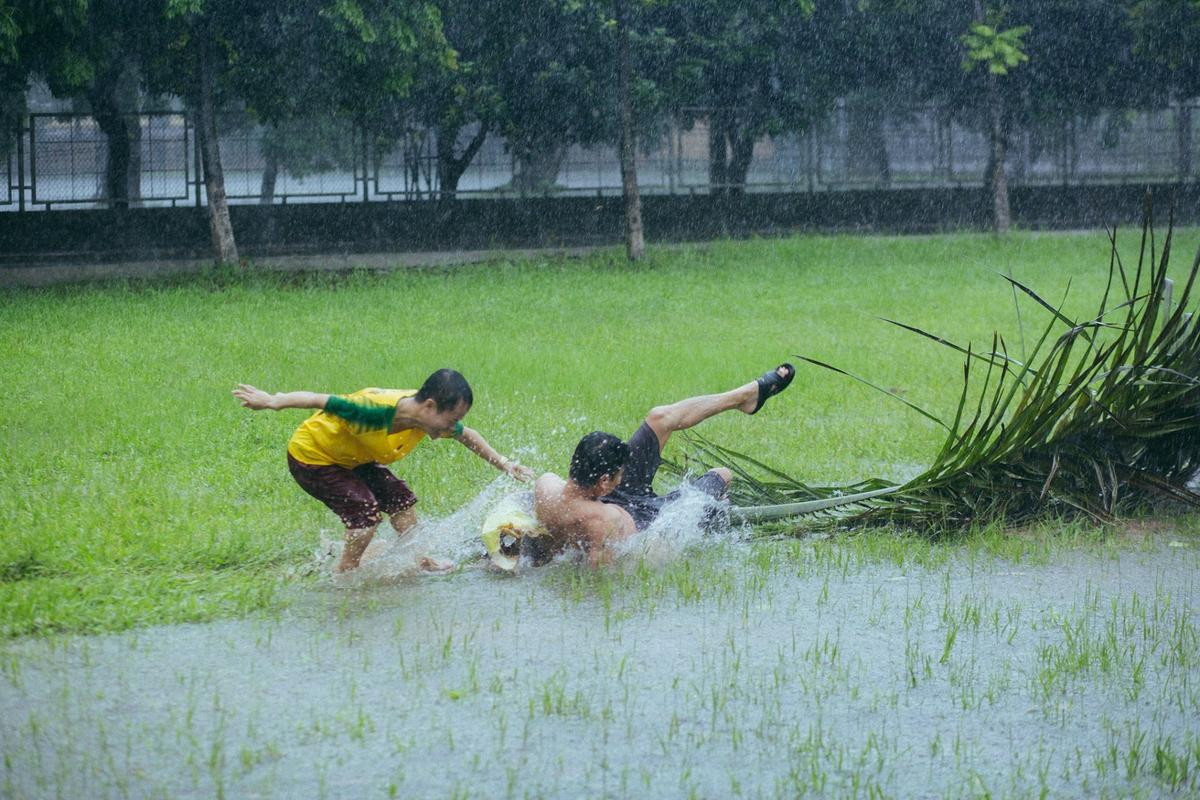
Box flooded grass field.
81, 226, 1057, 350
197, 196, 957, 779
3, 230, 1200, 797
4, 229, 1200, 637
3, 506, 1198, 799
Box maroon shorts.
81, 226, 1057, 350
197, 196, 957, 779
287, 453, 418, 529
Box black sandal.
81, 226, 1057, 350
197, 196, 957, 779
751, 363, 796, 414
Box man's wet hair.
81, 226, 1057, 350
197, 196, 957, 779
415, 368, 474, 411
569, 431, 630, 487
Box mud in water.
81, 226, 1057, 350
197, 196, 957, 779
1, 500, 1198, 799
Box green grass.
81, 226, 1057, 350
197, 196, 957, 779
2, 228, 1199, 636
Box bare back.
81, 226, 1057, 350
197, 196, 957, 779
533, 473, 636, 563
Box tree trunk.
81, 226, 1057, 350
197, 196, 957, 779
847, 100, 891, 187
871, 122, 890, 187
1067, 117, 1079, 182
95, 106, 132, 209
707, 113, 728, 195
615, 0, 644, 261
90, 90, 130, 208
260, 149, 278, 204
197, 28, 238, 264
436, 121, 489, 199
118, 65, 142, 204
126, 114, 142, 203
87, 62, 143, 209
973, 0, 1010, 233
987, 82, 1010, 234
512, 145, 565, 194
726, 126, 756, 194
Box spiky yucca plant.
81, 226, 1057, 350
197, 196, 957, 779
666, 211, 1200, 532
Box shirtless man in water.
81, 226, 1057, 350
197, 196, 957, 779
533, 364, 795, 565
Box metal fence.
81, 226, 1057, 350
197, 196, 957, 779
3, 104, 1197, 211
25, 112, 191, 207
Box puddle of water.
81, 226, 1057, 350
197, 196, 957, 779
332, 477, 518, 585
1, 500, 1198, 799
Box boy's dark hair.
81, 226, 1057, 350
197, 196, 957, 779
569, 431, 630, 487
415, 368, 474, 411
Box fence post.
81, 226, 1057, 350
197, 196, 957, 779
192, 112, 203, 208
16, 116, 25, 212
1161, 278, 1174, 330
361, 124, 369, 203
27, 115, 38, 208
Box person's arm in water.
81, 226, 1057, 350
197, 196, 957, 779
455, 426, 536, 482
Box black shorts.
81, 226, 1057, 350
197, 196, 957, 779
599, 422, 728, 530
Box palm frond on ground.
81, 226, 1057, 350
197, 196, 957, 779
665, 209, 1200, 533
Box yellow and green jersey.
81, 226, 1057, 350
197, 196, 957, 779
287, 388, 426, 468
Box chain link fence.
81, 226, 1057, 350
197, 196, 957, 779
3, 104, 1197, 211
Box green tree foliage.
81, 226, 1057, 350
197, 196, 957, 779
227, 1, 452, 203
257, 117, 358, 204
1129, 0, 1200, 99
863, 0, 1141, 133
0, 1, 25, 153
8, 1, 164, 205
2, 0, 448, 250
655, 0, 841, 193
4, 0, 1200, 209
960, 20, 1030, 76
140, 0, 450, 259
486, 0, 616, 193
1129, 0, 1200, 181
863, 1, 1143, 229
0, 2, 16, 62
398, 0, 504, 197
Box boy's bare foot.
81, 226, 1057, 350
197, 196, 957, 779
419, 556, 455, 573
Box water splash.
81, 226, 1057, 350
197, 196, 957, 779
609, 483, 750, 567
320, 476, 520, 587
318, 473, 749, 585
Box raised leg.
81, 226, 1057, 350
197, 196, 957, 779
643, 366, 790, 452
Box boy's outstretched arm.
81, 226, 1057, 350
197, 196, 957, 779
233, 384, 330, 411
233, 386, 395, 431
456, 427, 535, 482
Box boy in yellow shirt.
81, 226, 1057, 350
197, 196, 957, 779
234, 369, 532, 572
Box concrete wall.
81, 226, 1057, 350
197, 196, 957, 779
3, 184, 1197, 267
